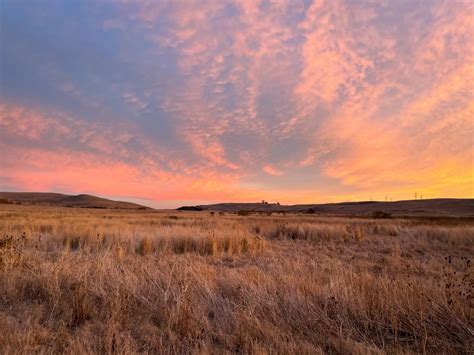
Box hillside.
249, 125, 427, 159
0, 192, 151, 210
182, 198, 474, 217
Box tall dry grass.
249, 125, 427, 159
0, 204, 472, 354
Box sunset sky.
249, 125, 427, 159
1, 0, 473, 208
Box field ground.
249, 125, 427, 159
0, 204, 473, 354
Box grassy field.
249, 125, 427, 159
0, 204, 472, 354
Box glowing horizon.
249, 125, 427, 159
1, 0, 473, 208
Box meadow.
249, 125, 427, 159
0, 204, 472, 354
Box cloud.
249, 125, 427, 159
1, 0, 472, 206
0, 101, 258, 202
263, 165, 283, 176
289, 0, 474, 198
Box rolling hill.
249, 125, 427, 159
180, 199, 474, 217
1, 193, 472, 216
0, 192, 151, 210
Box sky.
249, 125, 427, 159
0, 0, 473, 208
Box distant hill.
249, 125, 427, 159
0, 192, 151, 210
180, 199, 474, 217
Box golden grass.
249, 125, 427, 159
0, 204, 472, 353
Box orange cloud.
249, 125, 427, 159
288, 0, 474, 199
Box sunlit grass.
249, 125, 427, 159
0, 205, 472, 353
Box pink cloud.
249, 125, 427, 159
263, 164, 283, 176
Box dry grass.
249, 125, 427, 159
0, 204, 472, 354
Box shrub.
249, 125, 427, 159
176, 206, 204, 211
237, 210, 251, 216
372, 210, 392, 219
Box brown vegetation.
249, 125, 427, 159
0, 204, 472, 353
